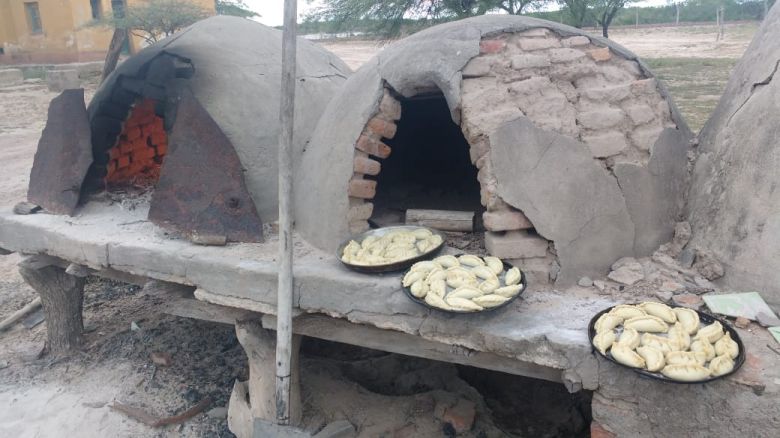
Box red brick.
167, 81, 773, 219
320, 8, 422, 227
133, 137, 149, 151
355, 135, 392, 159
348, 179, 377, 199
117, 155, 131, 169
117, 141, 132, 155
134, 146, 157, 160
379, 92, 401, 121
151, 131, 167, 145
367, 117, 397, 139
591, 422, 616, 438
480, 39, 506, 54
353, 156, 381, 175
485, 230, 548, 258
125, 125, 143, 141
588, 47, 611, 62
483, 210, 533, 231
441, 399, 475, 433
348, 202, 373, 221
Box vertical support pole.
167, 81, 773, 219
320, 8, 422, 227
276, 0, 298, 427
676, 3, 680, 26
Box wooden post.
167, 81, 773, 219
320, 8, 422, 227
18, 265, 86, 354
234, 321, 302, 428
276, 0, 298, 427
676, 3, 680, 25
715, 6, 720, 41
635, 9, 639, 28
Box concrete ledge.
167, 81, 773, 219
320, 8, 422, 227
0, 201, 613, 385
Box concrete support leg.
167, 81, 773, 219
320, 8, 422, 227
18, 262, 86, 354
229, 320, 302, 437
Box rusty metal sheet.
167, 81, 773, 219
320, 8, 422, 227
27, 89, 93, 215
148, 87, 263, 243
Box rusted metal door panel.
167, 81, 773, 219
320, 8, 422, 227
27, 89, 93, 215
148, 88, 263, 243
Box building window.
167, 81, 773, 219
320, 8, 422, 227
90, 0, 103, 19
25, 2, 42, 34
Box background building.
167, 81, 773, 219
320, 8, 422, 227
0, 0, 215, 64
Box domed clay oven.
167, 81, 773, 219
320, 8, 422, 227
296, 15, 693, 285
26, 16, 350, 243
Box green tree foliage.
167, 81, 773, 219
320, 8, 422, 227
592, 0, 635, 37
215, 0, 259, 18
557, 0, 592, 28
535, 0, 774, 28
92, 0, 211, 45
306, 0, 547, 36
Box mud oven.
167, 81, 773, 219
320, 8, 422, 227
27, 17, 690, 288
6, 13, 779, 438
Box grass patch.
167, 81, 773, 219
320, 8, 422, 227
644, 57, 737, 132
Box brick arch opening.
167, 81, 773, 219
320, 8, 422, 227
369, 92, 482, 227
346, 86, 555, 282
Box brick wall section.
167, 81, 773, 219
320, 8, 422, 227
106, 98, 167, 185
456, 28, 679, 281
347, 89, 401, 233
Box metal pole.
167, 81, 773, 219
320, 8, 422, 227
276, 0, 297, 426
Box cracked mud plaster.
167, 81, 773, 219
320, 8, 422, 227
687, 4, 780, 307
490, 117, 634, 285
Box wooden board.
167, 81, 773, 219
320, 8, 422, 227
405, 209, 474, 232
261, 314, 562, 383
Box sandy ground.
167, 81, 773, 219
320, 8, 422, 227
0, 22, 760, 437
320, 22, 757, 71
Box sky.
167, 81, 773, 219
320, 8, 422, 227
246, 0, 672, 27
245, 0, 320, 27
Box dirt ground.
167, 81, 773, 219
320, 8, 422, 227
0, 21, 760, 437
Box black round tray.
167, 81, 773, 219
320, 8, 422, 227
402, 257, 526, 314
587, 304, 746, 384
337, 226, 446, 273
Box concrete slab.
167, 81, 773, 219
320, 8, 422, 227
2, 201, 778, 436
0, 200, 613, 384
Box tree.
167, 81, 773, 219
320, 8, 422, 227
593, 0, 635, 37
215, 0, 259, 18
558, 0, 593, 28
307, 0, 550, 36
93, 0, 211, 46
492, 0, 545, 14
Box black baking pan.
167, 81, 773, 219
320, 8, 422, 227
588, 304, 746, 384
337, 225, 445, 273
402, 257, 526, 314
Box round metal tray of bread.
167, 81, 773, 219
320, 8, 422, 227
337, 226, 446, 273
401, 254, 526, 314
588, 303, 745, 384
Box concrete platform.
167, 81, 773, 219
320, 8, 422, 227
0, 201, 608, 385
1, 201, 778, 437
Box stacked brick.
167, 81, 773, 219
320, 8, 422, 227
347, 89, 401, 233
458, 28, 679, 281
106, 98, 168, 185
